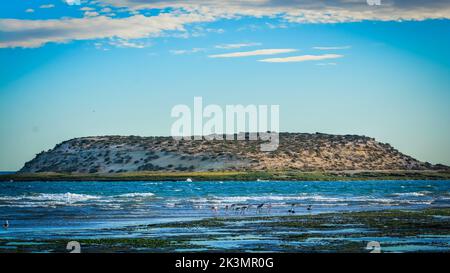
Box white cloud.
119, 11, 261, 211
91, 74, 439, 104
209, 49, 297, 58
215, 42, 261, 49
65, 0, 81, 5
259, 54, 343, 63
25, 9, 35, 13
101, 7, 113, 13
98, 0, 450, 23
0, 12, 217, 48
3, 0, 450, 49
80, 7, 95, 11
40, 4, 55, 9
84, 11, 100, 17
313, 46, 351, 50
183, 26, 225, 38
170, 48, 206, 55
266, 22, 288, 29
108, 38, 147, 48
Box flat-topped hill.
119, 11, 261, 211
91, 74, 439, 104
19, 133, 447, 174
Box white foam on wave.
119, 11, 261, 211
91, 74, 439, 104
0, 192, 157, 207
115, 192, 155, 198
393, 191, 431, 197
0, 192, 100, 202
180, 194, 400, 205
0, 192, 103, 207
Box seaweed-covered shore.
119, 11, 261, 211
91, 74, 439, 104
1, 207, 449, 253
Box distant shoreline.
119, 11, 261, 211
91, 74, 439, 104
1, 170, 449, 182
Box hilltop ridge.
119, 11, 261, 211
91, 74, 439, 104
19, 133, 447, 174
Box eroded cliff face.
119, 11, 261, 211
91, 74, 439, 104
19, 133, 444, 174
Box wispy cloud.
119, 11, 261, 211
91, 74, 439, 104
313, 46, 351, 50
0, 13, 216, 48
170, 48, 206, 55
80, 7, 95, 11
84, 11, 100, 17
215, 43, 261, 49
265, 22, 288, 29
259, 54, 343, 63
101, 8, 113, 13
99, 0, 450, 24
209, 49, 297, 58
25, 9, 35, 13
108, 38, 147, 49
40, 4, 55, 9
316, 62, 338, 66
3, 0, 450, 49
94, 38, 150, 50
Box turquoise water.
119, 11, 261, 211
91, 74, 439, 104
0, 180, 449, 249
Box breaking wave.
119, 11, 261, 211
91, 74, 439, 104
115, 193, 155, 198
169, 193, 440, 207
0, 192, 156, 207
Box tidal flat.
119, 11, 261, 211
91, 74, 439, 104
1, 180, 449, 253
1, 208, 449, 253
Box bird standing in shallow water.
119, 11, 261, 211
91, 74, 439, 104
256, 203, 264, 214
2, 220, 9, 229
241, 205, 249, 215
288, 204, 296, 214
307, 205, 312, 211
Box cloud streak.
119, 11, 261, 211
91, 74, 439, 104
313, 46, 351, 50
0, 13, 216, 48
2, 0, 450, 48
209, 49, 297, 58
215, 42, 261, 49
170, 48, 206, 55
99, 0, 450, 23
39, 4, 55, 9
259, 54, 343, 63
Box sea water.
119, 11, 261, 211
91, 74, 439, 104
0, 180, 449, 243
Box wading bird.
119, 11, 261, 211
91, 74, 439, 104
242, 205, 248, 214
2, 220, 9, 229
288, 204, 296, 214
211, 206, 219, 213
256, 203, 264, 213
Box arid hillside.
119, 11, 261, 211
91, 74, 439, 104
19, 133, 447, 173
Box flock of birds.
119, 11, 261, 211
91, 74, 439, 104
0, 204, 313, 230
185, 179, 314, 216
209, 203, 312, 215
0, 203, 313, 230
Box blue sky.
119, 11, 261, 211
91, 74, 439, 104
1, 0, 450, 170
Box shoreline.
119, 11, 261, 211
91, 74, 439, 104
2, 207, 449, 253
0, 170, 449, 182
